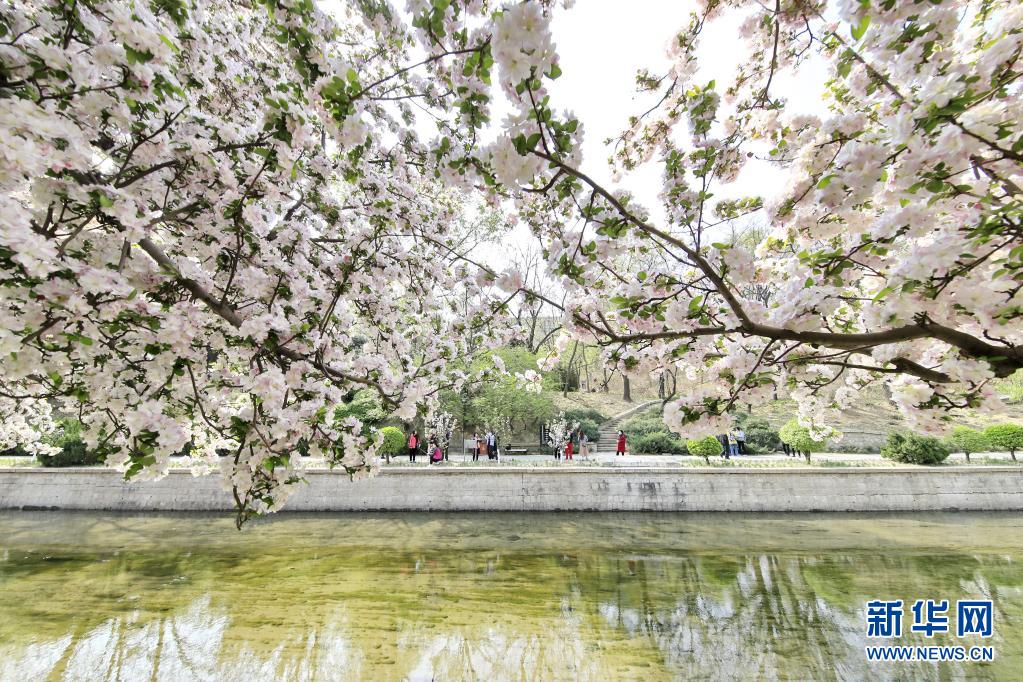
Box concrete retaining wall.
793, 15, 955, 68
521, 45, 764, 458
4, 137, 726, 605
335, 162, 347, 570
1, 466, 1021, 512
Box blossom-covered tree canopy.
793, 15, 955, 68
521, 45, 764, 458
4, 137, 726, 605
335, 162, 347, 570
2, 0, 1021, 514
0, 0, 517, 519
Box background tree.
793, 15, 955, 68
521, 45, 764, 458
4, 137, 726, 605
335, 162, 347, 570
946, 427, 990, 464
686, 435, 723, 464
984, 424, 1023, 462
778, 420, 831, 463
377, 427, 406, 464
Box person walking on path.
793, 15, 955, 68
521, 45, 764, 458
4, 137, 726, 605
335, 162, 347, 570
487, 431, 497, 460
727, 430, 739, 457
408, 431, 419, 463
472, 433, 481, 462
716, 433, 730, 460
565, 437, 574, 461
735, 428, 747, 455
616, 430, 627, 457
580, 432, 589, 458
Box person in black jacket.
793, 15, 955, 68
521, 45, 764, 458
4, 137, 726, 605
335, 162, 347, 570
716, 433, 730, 460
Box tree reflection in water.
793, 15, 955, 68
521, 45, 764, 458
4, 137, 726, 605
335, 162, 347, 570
0, 511, 1020, 680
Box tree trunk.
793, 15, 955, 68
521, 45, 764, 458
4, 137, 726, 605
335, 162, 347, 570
563, 341, 578, 397
622, 375, 632, 402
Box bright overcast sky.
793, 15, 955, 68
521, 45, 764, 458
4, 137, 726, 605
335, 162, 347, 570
471, 0, 831, 268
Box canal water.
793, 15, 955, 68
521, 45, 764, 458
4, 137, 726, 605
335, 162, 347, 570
0, 512, 1020, 680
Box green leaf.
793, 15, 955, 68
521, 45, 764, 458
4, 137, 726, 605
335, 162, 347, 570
872, 285, 895, 301
817, 174, 835, 189
124, 46, 154, 65
158, 34, 179, 53
851, 15, 870, 41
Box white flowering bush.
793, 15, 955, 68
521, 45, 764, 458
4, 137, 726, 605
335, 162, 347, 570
424, 410, 457, 454
0, 397, 59, 457
544, 412, 578, 455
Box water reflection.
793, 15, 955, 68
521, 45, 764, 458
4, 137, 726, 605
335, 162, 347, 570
0, 512, 1020, 680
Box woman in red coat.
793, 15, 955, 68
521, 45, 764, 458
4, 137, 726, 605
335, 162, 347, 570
616, 430, 627, 456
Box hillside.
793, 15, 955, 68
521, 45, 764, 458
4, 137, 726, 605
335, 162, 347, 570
554, 381, 1023, 452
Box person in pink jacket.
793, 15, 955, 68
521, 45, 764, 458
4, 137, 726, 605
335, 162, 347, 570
407, 431, 419, 463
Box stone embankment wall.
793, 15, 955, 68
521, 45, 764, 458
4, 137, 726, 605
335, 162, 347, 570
0, 467, 1021, 512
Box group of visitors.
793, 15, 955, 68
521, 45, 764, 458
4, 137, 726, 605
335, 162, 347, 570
553, 429, 597, 460
715, 428, 747, 459
551, 429, 628, 459
406, 431, 444, 464
472, 431, 499, 461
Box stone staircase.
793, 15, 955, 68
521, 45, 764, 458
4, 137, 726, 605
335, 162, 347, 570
595, 400, 659, 453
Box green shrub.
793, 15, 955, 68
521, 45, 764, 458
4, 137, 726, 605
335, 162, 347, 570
881, 432, 951, 465
635, 431, 687, 455
984, 423, 1023, 462
378, 426, 406, 459
946, 426, 990, 463
829, 442, 880, 454
576, 418, 600, 443
37, 420, 105, 467
564, 408, 607, 425
737, 415, 780, 453
38, 439, 107, 467
335, 389, 387, 427
685, 435, 723, 463
778, 419, 827, 463
621, 416, 666, 437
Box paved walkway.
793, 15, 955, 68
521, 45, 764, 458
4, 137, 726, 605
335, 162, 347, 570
387, 451, 1020, 467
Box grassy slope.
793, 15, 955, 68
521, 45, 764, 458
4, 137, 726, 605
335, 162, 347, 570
554, 382, 1023, 438
752, 386, 1023, 435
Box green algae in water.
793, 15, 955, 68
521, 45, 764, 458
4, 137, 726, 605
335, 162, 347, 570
0, 511, 1021, 680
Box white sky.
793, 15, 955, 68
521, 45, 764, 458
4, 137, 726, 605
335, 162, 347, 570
474, 0, 831, 267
